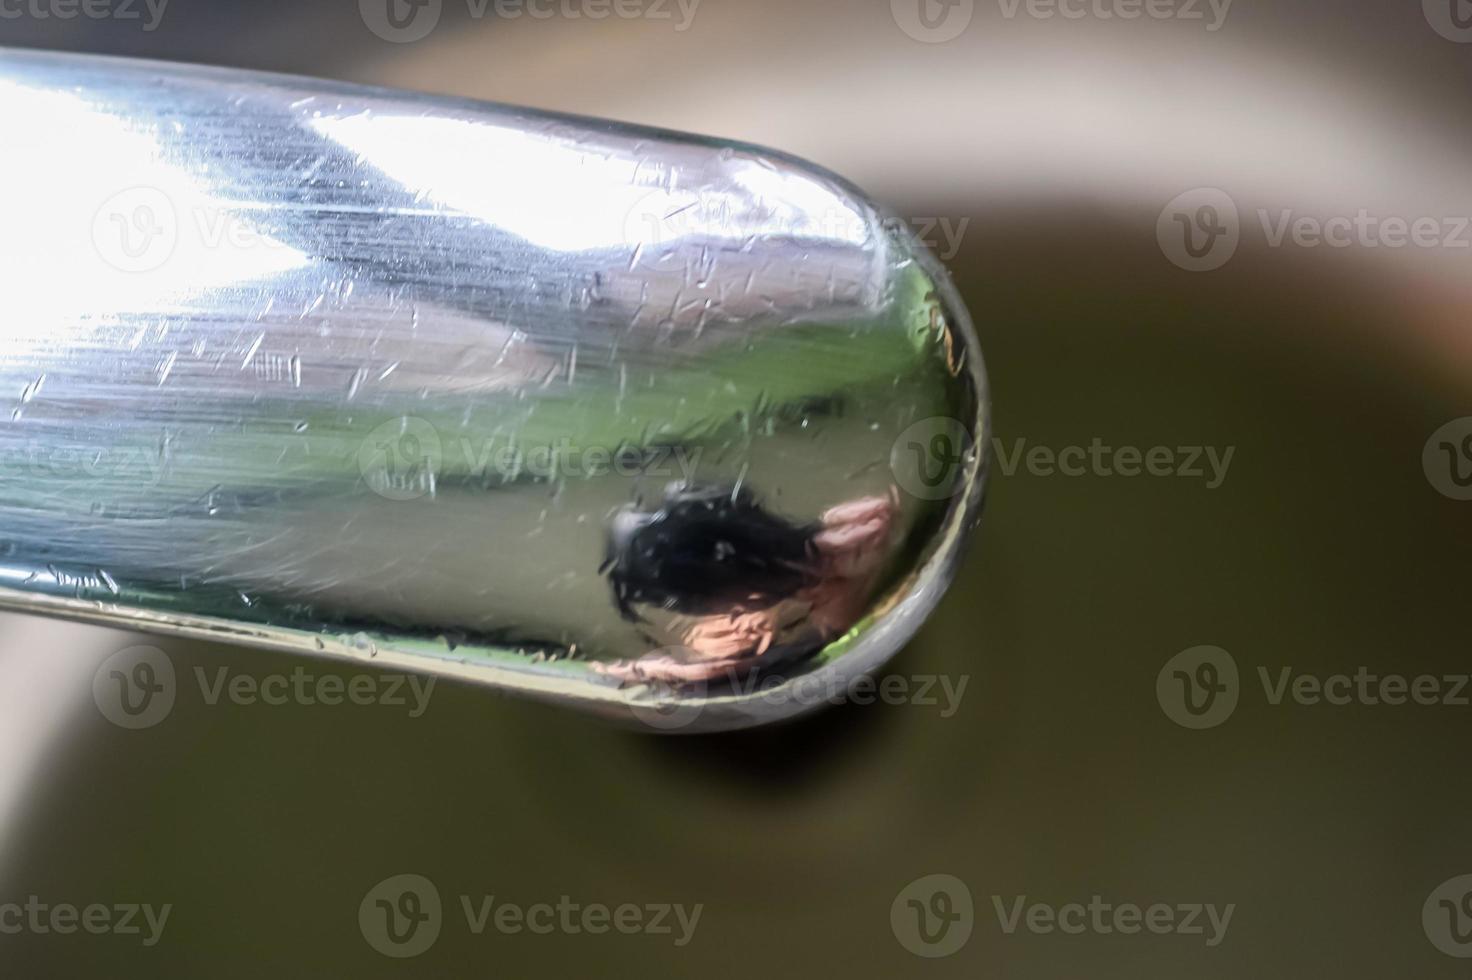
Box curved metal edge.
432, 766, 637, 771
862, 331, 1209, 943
0, 47, 991, 733
648, 214, 992, 733
0, 211, 988, 734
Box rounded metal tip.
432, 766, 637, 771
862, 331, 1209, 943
0, 49, 988, 731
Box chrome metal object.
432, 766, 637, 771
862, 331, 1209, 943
0, 49, 988, 731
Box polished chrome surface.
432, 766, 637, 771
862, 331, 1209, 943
0, 48, 987, 731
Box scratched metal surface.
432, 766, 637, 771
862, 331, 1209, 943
0, 49, 987, 730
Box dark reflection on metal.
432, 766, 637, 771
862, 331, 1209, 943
599, 485, 897, 687
0, 49, 988, 730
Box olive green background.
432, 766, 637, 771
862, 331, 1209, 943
3, 1, 1471, 975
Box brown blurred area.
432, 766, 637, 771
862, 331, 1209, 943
2, 1, 1471, 976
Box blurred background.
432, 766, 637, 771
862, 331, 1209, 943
2, 0, 1471, 975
